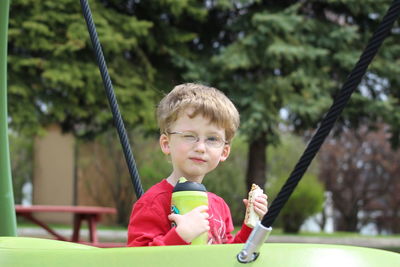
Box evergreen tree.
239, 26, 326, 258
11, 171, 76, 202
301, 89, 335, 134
7, 0, 207, 139
180, 0, 400, 193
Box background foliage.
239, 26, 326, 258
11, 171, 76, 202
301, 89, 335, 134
267, 133, 324, 232
319, 124, 400, 233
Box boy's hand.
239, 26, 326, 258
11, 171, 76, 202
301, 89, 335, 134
243, 193, 268, 218
168, 205, 210, 243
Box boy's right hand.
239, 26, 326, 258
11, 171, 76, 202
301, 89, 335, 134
168, 205, 210, 243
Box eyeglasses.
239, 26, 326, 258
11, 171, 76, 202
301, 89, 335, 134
167, 131, 228, 148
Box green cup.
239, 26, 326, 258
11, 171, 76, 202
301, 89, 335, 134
171, 178, 209, 245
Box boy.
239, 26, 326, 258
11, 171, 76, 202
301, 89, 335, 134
127, 83, 268, 246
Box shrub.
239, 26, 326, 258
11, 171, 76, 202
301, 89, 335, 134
266, 133, 324, 233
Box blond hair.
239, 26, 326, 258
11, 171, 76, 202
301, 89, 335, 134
157, 83, 240, 142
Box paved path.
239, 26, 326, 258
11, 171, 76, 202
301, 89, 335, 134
17, 228, 400, 249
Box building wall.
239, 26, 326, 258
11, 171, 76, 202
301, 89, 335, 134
32, 125, 75, 224
31, 126, 120, 225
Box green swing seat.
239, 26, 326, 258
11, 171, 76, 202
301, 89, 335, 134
1, 236, 399, 267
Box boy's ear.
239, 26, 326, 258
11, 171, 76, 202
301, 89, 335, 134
159, 134, 170, 155
220, 144, 231, 162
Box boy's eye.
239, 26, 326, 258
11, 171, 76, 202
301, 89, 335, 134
206, 136, 223, 146
206, 136, 220, 143
181, 133, 197, 141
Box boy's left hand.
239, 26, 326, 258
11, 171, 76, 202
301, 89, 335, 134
243, 194, 268, 218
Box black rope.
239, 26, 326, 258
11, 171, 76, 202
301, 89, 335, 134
262, 0, 400, 228
80, 0, 144, 199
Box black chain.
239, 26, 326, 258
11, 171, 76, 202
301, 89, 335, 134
80, 0, 144, 199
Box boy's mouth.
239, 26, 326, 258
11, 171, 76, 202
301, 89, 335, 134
189, 157, 207, 163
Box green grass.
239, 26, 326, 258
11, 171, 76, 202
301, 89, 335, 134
286, 230, 400, 239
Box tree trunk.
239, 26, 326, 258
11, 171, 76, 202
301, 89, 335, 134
282, 213, 304, 233
245, 134, 267, 192
336, 211, 359, 232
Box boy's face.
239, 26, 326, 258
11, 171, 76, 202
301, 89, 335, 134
159, 109, 231, 183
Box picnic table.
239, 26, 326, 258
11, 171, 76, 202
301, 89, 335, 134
15, 205, 124, 247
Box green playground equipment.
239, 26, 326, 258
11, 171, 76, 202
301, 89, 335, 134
0, 236, 399, 267
0, 0, 17, 237
1, 0, 399, 266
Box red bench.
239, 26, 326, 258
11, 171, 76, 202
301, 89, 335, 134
15, 205, 125, 247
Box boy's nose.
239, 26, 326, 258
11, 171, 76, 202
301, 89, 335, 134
193, 138, 207, 151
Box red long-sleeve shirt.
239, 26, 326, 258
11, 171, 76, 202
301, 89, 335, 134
127, 179, 252, 246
